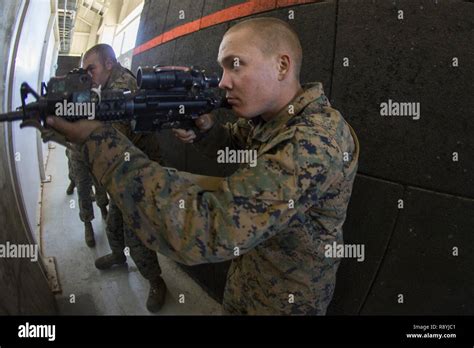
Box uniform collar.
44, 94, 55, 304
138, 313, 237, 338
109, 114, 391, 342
250, 82, 325, 143
102, 64, 123, 90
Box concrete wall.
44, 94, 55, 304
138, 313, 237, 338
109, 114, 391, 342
131, 0, 473, 314
0, 0, 57, 315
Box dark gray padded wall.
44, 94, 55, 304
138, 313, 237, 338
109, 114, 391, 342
327, 175, 404, 315
202, 0, 248, 17
332, 0, 474, 198
360, 187, 474, 314
132, 0, 474, 312
163, 0, 205, 33
330, 0, 474, 314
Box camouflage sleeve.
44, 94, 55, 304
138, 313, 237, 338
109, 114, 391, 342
108, 69, 138, 92
82, 124, 342, 265
192, 115, 252, 161
108, 68, 138, 139
107, 68, 154, 153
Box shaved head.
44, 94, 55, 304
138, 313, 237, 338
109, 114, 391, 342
224, 17, 303, 80
82, 44, 118, 87
82, 43, 117, 67
217, 17, 304, 120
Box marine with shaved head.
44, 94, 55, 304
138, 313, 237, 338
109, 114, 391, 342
46, 17, 359, 315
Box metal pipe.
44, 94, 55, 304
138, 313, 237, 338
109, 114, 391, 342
62, 0, 67, 51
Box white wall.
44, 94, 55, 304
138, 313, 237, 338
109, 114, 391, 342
9, 0, 59, 238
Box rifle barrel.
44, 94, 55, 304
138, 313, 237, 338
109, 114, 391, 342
0, 110, 25, 122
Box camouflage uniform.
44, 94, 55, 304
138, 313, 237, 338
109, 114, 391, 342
102, 64, 163, 282
66, 148, 75, 185
81, 82, 359, 315
65, 146, 108, 222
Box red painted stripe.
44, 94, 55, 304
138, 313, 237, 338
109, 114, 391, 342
162, 18, 201, 42
276, 0, 317, 8
199, 1, 267, 28
133, 0, 322, 56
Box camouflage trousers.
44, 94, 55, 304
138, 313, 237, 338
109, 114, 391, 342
66, 148, 109, 222
106, 200, 162, 281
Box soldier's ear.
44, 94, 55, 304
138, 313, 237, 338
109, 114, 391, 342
277, 54, 290, 81
104, 58, 114, 71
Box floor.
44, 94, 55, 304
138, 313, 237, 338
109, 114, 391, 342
41, 144, 222, 315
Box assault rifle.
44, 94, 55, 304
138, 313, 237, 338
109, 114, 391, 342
0, 65, 229, 137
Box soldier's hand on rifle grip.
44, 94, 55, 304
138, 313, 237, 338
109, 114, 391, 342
172, 113, 215, 143
46, 116, 102, 144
